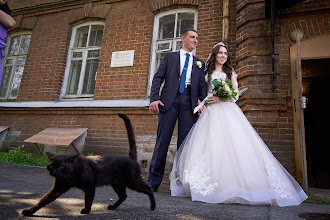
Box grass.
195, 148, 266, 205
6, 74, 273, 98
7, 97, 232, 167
305, 194, 330, 205
0, 145, 48, 167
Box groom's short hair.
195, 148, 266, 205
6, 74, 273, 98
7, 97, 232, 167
181, 29, 197, 37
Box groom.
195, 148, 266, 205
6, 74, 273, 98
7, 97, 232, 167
148, 29, 207, 191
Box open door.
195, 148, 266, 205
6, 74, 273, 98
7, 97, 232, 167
290, 34, 330, 190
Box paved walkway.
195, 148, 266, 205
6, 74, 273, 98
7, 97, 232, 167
1, 164, 330, 220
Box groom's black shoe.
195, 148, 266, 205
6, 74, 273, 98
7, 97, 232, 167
149, 185, 159, 192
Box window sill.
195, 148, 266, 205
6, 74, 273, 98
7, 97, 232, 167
0, 99, 150, 108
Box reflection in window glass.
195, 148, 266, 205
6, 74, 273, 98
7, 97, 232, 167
82, 59, 99, 95
158, 14, 175, 39
175, 41, 182, 51
66, 60, 82, 95
8, 36, 20, 56
156, 53, 165, 69
0, 66, 12, 97
0, 33, 31, 99
74, 26, 89, 48
176, 13, 195, 38
19, 35, 31, 55
89, 25, 104, 47
10, 65, 24, 98
72, 52, 83, 58
157, 42, 171, 51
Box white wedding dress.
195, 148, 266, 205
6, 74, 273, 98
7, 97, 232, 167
170, 71, 307, 206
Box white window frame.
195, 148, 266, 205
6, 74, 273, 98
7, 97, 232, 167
60, 21, 104, 100
0, 31, 31, 100
147, 8, 198, 95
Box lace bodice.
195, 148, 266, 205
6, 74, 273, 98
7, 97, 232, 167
205, 71, 239, 101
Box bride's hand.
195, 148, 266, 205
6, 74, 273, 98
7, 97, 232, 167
208, 96, 220, 104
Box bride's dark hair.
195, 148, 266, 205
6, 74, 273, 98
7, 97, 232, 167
205, 44, 233, 88
0, 3, 11, 16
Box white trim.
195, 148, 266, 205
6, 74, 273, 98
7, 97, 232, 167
60, 21, 105, 99
147, 8, 198, 96
0, 99, 150, 108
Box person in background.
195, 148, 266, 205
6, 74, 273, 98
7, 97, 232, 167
0, 0, 16, 87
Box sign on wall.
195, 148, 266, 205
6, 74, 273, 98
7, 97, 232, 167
110, 50, 135, 67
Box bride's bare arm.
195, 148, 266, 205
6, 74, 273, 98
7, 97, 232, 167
231, 72, 239, 102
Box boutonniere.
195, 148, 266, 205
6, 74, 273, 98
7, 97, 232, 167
195, 61, 202, 69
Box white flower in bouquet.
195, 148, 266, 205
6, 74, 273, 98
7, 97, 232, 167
224, 84, 231, 94
211, 79, 237, 102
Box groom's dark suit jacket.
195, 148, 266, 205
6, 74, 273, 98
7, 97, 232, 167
150, 51, 207, 112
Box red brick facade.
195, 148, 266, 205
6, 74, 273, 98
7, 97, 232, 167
1, 0, 330, 189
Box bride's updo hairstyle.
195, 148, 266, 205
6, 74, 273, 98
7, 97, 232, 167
205, 42, 233, 88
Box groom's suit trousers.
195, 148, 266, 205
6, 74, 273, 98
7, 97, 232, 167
147, 86, 196, 188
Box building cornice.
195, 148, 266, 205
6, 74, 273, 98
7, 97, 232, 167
12, 0, 127, 17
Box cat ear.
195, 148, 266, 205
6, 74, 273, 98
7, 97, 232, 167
45, 152, 55, 159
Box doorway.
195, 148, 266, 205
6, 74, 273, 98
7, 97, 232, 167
302, 59, 330, 189
290, 34, 330, 189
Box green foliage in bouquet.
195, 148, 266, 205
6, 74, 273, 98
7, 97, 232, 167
212, 79, 237, 102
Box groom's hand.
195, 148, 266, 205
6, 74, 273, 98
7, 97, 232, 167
149, 100, 164, 113
198, 105, 205, 117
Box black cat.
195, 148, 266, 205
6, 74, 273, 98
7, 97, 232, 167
22, 113, 155, 216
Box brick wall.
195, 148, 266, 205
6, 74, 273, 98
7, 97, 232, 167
235, 0, 330, 175
236, 0, 295, 173
4, 0, 329, 188
16, 12, 71, 101
2, 0, 230, 191
94, 1, 154, 100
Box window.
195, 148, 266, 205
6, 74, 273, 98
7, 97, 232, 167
148, 9, 197, 94
62, 22, 104, 99
0, 33, 31, 99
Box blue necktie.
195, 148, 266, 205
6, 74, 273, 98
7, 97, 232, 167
179, 53, 190, 93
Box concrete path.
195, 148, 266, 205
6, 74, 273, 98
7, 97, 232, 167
1, 164, 330, 220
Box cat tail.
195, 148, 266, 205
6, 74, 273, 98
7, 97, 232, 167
118, 113, 137, 161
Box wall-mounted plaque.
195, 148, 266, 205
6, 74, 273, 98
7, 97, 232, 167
110, 50, 135, 67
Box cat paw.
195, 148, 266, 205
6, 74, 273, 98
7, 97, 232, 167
22, 209, 34, 216
80, 208, 90, 214
108, 205, 116, 210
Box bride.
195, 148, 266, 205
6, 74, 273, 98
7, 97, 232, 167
170, 42, 308, 206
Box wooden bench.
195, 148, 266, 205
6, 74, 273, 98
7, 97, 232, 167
24, 127, 88, 154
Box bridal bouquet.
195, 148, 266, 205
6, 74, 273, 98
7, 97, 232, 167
193, 79, 237, 114
210, 79, 237, 102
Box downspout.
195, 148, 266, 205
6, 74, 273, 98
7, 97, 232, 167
271, 0, 275, 91
222, 0, 229, 42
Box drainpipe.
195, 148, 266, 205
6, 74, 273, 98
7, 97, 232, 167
222, 0, 229, 42
271, 0, 275, 91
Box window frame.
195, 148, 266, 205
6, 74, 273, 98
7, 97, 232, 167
0, 31, 32, 100
147, 8, 198, 95
61, 21, 105, 100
